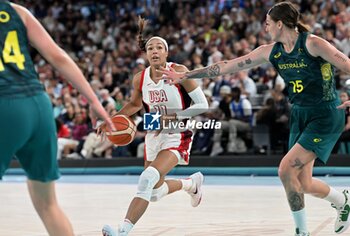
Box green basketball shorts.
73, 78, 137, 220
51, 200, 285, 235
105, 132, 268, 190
289, 100, 344, 163
0, 92, 60, 181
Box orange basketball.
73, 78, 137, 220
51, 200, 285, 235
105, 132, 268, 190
105, 115, 136, 146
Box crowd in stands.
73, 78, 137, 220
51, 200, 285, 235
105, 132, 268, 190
15, 0, 350, 158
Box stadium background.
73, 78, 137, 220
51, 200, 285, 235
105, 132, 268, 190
8, 0, 350, 176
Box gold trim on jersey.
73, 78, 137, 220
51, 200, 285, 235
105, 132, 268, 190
0, 11, 10, 23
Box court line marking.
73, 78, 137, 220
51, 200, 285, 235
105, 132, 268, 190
311, 217, 333, 236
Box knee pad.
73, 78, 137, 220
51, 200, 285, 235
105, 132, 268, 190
150, 182, 169, 202
136, 166, 160, 201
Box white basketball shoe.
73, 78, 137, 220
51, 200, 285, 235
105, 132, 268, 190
333, 190, 350, 234
187, 172, 204, 207
102, 225, 127, 236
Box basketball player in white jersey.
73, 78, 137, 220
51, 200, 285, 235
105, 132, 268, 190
102, 17, 209, 236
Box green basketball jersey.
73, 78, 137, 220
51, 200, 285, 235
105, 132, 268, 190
0, 1, 44, 98
269, 32, 337, 106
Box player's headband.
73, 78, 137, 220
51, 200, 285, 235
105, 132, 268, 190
145, 36, 168, 51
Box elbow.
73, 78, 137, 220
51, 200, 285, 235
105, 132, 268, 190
131, 101, 143, 111
46, 47, 70, 66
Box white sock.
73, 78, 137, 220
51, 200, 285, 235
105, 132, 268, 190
120, 219, 133, 233
292, 208, 308, 233
324, 187, 345, 207
181, 178, 193, 191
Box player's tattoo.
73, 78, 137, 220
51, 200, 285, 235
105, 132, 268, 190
238, 58, 252, 68
208, 64, 220, 77
291, 158, 304, 170
187, 64, 220, 79
334, 53, 347, 63
288, 191, 305, 211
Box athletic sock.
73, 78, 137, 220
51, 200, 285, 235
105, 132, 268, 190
181, 178, 193, 192
292, 208, 308, 234
120, 219, 133, 234
324, 187, 345, 207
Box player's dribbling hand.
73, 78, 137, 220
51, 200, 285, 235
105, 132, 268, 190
156, 67, 186, 85
337, 101, 350, 109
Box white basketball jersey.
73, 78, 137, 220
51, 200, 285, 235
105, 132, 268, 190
141, 63, 194, 164
140, 62, 191, 115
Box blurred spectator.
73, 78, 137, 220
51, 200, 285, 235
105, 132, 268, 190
114, 91, 126, 111
133, 57, 147, 74
59, 102, 75, 126
333, 91, 350, 153
207, 44, 223, 66
209, 76, 230, 98
210, 86, 252, 156
68, 102, 116, 159
234, 70, 257, 98
100, 88, 116, 105
337, 27, 350, 57
312, 23, 324, 37
255, 97, 277, 152
53, 97, 64, 118
56, 118, 71, 139
218, 14, 232, 33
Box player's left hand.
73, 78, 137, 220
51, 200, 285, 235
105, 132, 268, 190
157, 67, 186, 85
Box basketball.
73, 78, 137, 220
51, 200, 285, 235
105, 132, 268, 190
105, 115, 136, 146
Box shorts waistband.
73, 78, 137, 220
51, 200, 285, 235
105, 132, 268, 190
292, 99, 340, 109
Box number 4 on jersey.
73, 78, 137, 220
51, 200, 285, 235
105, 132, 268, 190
0, 30, 25, 71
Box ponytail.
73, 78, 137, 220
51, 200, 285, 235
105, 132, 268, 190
296, 21, 310, 33
137, 16, 148, 52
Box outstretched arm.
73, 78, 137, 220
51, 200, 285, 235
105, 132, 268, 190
159, 44, 274, 83
13, 3, 115, 131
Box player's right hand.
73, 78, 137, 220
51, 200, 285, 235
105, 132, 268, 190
337, 100, 350, 109
89, 101, 116, 133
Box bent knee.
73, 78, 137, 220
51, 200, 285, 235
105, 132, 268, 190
136, 166, 160, 201
278, 165, 296, 183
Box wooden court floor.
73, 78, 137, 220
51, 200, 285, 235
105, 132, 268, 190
0, 175, 349, 236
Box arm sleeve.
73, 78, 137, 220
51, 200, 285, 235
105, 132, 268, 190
175, 86, 209, 120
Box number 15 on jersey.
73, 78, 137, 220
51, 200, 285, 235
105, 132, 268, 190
289, 79, 304, 93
